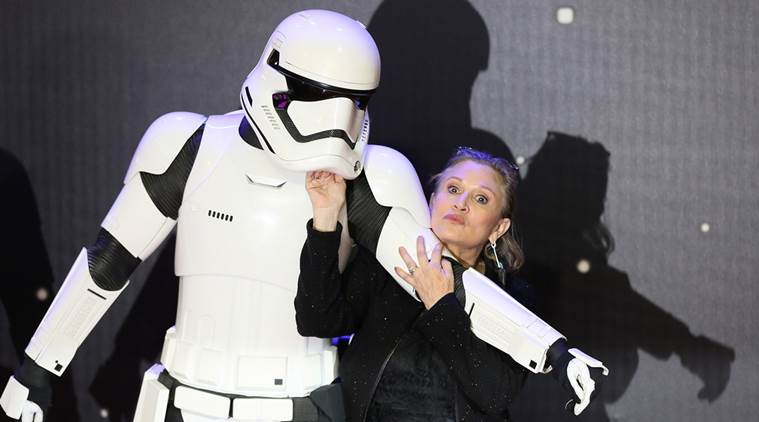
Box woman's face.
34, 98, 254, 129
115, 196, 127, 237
430, 160, 511, 264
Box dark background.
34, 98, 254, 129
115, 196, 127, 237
0, 1, 755, 421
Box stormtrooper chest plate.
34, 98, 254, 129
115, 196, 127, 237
163, 116, 351, 395
176, 143, 317, 290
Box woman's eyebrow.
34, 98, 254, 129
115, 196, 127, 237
445, 176, 497, 196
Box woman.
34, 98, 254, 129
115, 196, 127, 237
295, 148, 533, 421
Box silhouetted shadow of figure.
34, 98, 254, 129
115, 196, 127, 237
89, 236, 179, 422
509, 132, 735, 421
367, 0, 514, 192
0, 148, 80, 421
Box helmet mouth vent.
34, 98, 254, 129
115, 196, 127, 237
274, 104, 359, 149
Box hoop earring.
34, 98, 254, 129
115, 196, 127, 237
490, 240, 503, 270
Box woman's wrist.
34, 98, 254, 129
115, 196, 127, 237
424, 291, 456, 310
312, 207, 341, 232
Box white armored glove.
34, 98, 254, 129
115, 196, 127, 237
20, 401, 44, 422
547, 340, 609, 416
1, 376, 45, 422
1, 358, 53, 422
564, 348, 609, 415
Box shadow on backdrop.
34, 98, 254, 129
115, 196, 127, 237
509, 132, 735, 421
0, 148, 80, 421
367, 0, 514, 192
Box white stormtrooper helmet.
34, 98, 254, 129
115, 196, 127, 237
240, 9, 380, 179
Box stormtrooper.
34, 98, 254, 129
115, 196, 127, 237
1, 9, 607, 422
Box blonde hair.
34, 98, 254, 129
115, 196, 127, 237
430, 147, 524, 272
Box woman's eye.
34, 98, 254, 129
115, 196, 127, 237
475, 195, 489, 204
447, 185, 459, 194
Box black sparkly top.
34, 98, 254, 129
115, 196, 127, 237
296, 221, 533, 422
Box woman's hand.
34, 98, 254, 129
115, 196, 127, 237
395, 236, 454, 310
306, 171, 346, 232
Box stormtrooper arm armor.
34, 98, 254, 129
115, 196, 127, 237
347, 145, 436, 297
355, 146, 608, 379
460, 267, 603, 379
1, 112, 206, 420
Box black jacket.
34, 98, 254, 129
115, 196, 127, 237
295, 221, 529, 421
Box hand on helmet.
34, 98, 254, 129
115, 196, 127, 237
305, 170, 346, 232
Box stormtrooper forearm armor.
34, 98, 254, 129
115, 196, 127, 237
359, 145, 564, 374
460, 268, 564, 373
376, 210, 563, 374
24, 244, 131, 376
0, 232, 137, 419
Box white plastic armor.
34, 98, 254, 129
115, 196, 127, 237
565, 348, 610, 415
123, 112, 208, 183
0, 377, 32, 420
159, 112, 341, 398
240, 9, 379, 179
132, 364, 170, 422
461, 268, 564, 374
23, 249, 130, 375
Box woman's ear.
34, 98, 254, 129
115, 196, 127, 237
489, 218, 511, 244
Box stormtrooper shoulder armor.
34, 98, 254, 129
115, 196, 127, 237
362, 145, 430, 227
124, 112, 207, 183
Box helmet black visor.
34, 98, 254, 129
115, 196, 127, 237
267, 50, 373, 110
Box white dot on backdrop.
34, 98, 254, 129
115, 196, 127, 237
100, 408, 109, 419
576, 259, 591, 274
700, 223, 710, 233
36, 288, 49, 302
556, 7, 575, 24
516, 156, 525, 165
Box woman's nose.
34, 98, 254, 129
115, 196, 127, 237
453, 194, 469, 210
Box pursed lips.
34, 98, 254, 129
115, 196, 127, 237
443, 214, 465, 224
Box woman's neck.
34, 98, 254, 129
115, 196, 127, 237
446, 245, 484, 270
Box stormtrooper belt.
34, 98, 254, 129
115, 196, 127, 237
157, 370, 319, 421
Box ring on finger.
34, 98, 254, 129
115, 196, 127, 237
409, 266, 419, 275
